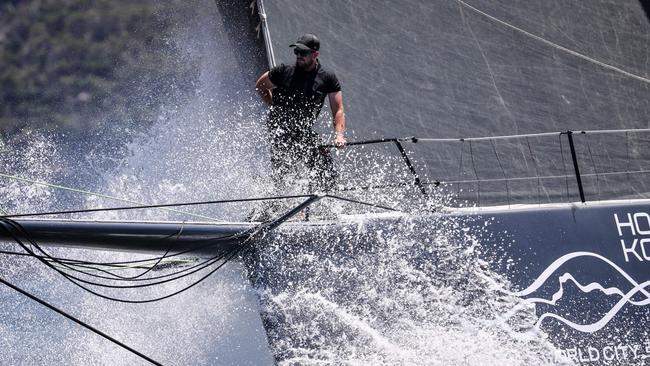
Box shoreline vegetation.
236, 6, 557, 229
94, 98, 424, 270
0, 0, 197, 137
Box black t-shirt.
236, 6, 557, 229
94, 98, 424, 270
268, 62, 341, 140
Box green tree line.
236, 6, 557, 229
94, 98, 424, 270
0, 0, 196, 136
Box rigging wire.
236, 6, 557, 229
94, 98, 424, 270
0, 192, 400, 285
1, 218, 237, 286
0, 231, 248, 285
0, 192, 394, 275
46, 224, 190, 282
0, 195, 327, 303
0, 249, 196, 273
0, 171, 218, 221
0, 216, 250, 303
0, 219, 252, 283
0, 193, 313, 219
104, 223, 185, 281
0, 275, 162, 365
0, 194, 329, 285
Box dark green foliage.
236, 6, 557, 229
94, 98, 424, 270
0, 0, 197, 135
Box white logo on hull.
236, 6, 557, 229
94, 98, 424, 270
504, 251, 650, 333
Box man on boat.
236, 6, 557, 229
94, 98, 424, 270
255, 33, 346, 194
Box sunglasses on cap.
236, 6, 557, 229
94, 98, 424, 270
293, 48, 313, 57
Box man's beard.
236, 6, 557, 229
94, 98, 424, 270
296, 58, 315, 70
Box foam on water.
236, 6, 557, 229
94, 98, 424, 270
249, 211, 572, 365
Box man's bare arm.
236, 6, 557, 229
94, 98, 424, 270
328, 91, 346, 147
255, 72, 275, 106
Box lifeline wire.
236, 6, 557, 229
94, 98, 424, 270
0, 194, 373, 286
324, 128, 650, 205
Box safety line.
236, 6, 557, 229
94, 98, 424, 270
577, 128, 650, 135
417, 131, 560, 142
329, 129, 650, 146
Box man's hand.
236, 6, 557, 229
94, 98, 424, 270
255, 72, 275, 106
335, 132, 346, 148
